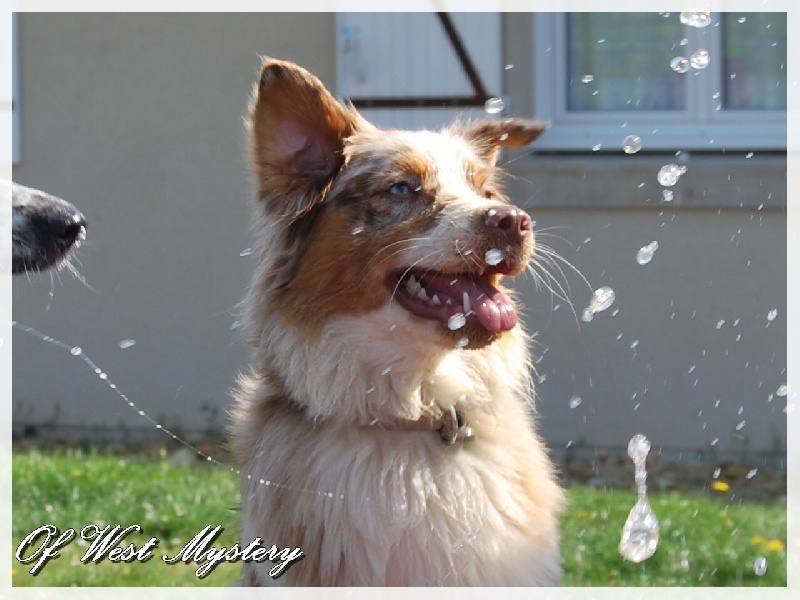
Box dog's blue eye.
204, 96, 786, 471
390, 183, 412, 195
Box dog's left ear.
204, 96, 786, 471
459, 119, 549, 166
248, 58, 366, 217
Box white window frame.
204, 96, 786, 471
2, 13, 19, 166
12, 13, 20, 165
532, 13, 786, 152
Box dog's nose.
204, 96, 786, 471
49, 210, 87, 248
484, 206, 532, 242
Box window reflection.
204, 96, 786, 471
567, 12, 787, 113
568, 13, 686, 111
723, 13, 787, 110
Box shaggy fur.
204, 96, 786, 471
228, 58, 563, 586
8, 180, 86, 274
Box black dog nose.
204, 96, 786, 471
48, 210, 87, 248
484, 206, 532, 242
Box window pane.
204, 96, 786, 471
723, 13, 787, 110
567, 13, 686, 111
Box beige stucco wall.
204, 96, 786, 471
12, 13, 786, 458
12, 12, 337, 440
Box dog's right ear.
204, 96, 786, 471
248, 59, 361, 217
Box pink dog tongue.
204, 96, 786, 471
424, 274, 518, 333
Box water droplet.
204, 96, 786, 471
662, 189, 674, 202
716, 320, 725, 329
588, 286, 615, 313
735, 420, 746, 431
622, 135, 642, 154
636, 241, 659, 265
679, 37, 689, 46
118, 339, 136, 349
737, 16, 747, 24
680, 10, 712, 28
767, 308, 778, 321
98, 372, 108, 380
380, 367, 392, 376
568, 395, 582, 409
592, 143, 602, 151
70, 346, 83, 356
239, 247, 253, 257
447, 313, 466, 331
745, 152, 754, 159
628, 434, 651, 461
580, 74, 594, 83
351, 225, 365, 235
746, 468, 758, 479
484, 248, 503, 266
753, 556, 768, 576
504, 63, 515, 70
713, 467, 721, 479
455, 337, 469, 349
619, 434, 659, 562
484, 97, 505, 115
690, 49, 710, 70
658, 164, 684, 187
670, 56, 690, 73
581, 308, 594, 323
776, 384, 788, 397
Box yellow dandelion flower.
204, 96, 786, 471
722, 517, 733, 527
122, 565, 132, 575
712, 481, 730, 492
576, 511, 589, 519
71, 468, 83, 477
751, 535, 766, 546
766, 539, 784, 552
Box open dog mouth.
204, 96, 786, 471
390, 270, 517, 333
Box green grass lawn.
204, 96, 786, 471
11, 448, 787, 586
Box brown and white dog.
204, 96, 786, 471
229, 58, 563, 586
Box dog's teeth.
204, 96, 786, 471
462, 292, 471, 314
446, 298, 452, 305
405, 276, 420, 294
431, 294, 442, 306
418, 287, 429, 301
